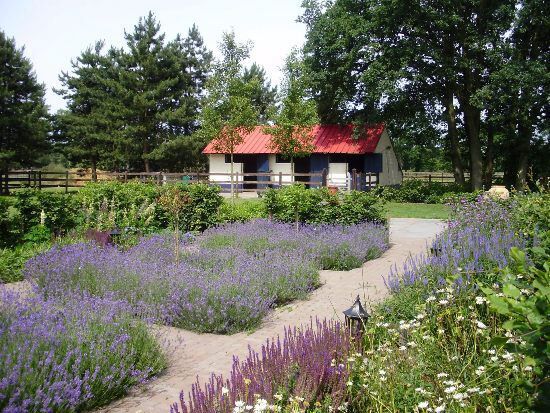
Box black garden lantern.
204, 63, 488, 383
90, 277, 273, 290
344, 295, 370, 333
109, 228, 121, 244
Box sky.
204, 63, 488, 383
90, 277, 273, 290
0, 0, 307, 112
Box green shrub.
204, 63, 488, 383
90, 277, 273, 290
372, 179, 471, 204
0, 242, 51, 283
218, 199, 267, 222
263, 184, 386, 225
169, 183, 224, 232
77, 181, 223, 233
0, 198, 21, 247
14, 188, 80, 235
77, 181, 163, 232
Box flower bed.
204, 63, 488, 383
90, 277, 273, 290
0, 291, 165, 412
169, 195, 548, 412
25, 220, 389, 334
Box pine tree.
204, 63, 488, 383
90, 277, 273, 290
243, 63, 277, 124
55, 42, 126, 179
121, 12, 212, 172
0, 31, 50, 171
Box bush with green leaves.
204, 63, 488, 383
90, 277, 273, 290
0, 242, 52, 283
218, 199, 267, 223
14, 188, 80, 235
263, 184, 385, 226
481, 246, 549, 389
0, 197, 21, 247
372, 179, 471, 204
77, 181, 223, 233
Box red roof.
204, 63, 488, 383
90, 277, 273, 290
202, 124, 384, 155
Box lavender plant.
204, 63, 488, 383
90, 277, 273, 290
0, 290, 165, 412
170, 319, 354, 413
25, 220, 389, 334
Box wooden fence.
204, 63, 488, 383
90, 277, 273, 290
3, 169, 493, 195
0, 169, 386, 195
403, 171, 504, 183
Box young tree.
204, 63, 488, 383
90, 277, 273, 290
0, 31, 50, 171
198, 31, 259, 198
265, 51, 318, 179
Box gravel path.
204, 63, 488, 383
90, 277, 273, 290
96, 218, 445, 413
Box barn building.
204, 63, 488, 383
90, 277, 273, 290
202, 124, 402, 190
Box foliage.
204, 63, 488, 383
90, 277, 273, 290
26, 220, 388, 333
371, 179, 476, 204
300, 0, 549, 189
197, 31, 260, 197
0, 197, 20, 247
217, 199, 267, 223
242, 62, 278, 123
481, 247, 549, 393
55, 13, 212, 173
77, 181, 222, 233
14, 188, 80, 235
263, 184, 386, 226
510, 189, 550, 246
264, 50, 318, 174
0, 30, 50, 170
0, 242, 51, 283
168, 183, 223, 232
0, 291, 166, 411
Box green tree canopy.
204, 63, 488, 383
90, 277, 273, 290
198, 31, 260, 197
0, 31, 50, 171
301, 0, 548, 189
265, 50, 319, 176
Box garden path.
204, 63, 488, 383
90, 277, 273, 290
98, 218, 445, 413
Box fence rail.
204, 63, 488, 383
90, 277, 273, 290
1, 169, 488, 195
403, 171, 504, 183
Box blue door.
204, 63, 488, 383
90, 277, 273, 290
310, 154, 329, 187
256, 155, 270, 189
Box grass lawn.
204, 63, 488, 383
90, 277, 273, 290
224, 198, 450, 220
386, 201, 450, 219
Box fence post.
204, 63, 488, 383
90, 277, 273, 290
321, 168, 328, 187
278, 172, 282, 188
428, 174, 432, 184
65, 171, 69, 193
368, 172, 372, 189
38, 171, 42, 190
28, 170, 31, 187
352, 169, 357, 190
0, 172, 3, 195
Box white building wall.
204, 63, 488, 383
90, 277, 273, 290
375, 131, 403, 185
208, 154, 243, 183
268, 155, 293, 183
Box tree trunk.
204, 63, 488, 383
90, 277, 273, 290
443, 90, 465, 185
91, 159, 98, 182
483, 123, 494, 189
463, 103, 483, 191
230, 152, 235, 199
515, 121, 531, 190
291, 157, 295, 183
144, 158, 151, 173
